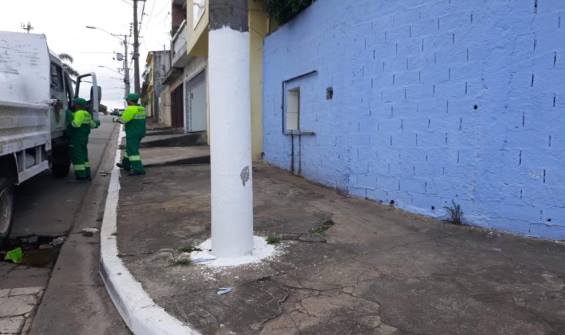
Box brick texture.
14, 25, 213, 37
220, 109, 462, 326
262, 0, 565, 239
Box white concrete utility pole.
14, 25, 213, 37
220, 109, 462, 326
209, 0, 254, 258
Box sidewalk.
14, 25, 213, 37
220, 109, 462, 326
112, 141, 565, 334
124, 126, 210, 168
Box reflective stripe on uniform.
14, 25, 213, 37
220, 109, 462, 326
74, 164, 86, 171
72, 110, 93, 128
121, 105, 146, 123
85, 162, 91, 168
129, 155, 141, 162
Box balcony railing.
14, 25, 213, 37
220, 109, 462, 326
171, 19, 188, 67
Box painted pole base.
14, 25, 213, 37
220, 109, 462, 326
190, 236, 276, 268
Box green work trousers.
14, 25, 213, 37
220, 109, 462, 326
121, 135, 144, 174
69, 129, 90, 179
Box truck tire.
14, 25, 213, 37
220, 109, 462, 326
0, 179, 14, 247
52, 143, 70, 178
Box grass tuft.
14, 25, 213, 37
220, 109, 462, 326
310, 219, 335, 235
266, 234, 282, 245
444, 201, 464, 225
177, 245, 201, 253
171, 256, 192, 266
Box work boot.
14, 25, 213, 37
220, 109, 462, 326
116, 163, 130, 170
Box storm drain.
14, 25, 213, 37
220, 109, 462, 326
0, 235, 65, 268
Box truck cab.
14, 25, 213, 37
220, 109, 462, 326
50, 52, 102, 138
49, 53, 73, 140
48, 52, 102, 177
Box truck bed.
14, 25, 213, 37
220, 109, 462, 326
0, 31, 52, 183
0, 100, 51, 183
0, 100, 51, 156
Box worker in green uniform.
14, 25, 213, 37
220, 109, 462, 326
68, 98, 97, 181
116, 93, 146, 175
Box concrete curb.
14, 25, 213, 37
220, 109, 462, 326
99, 127, 199, 335
144, 155, 210, 168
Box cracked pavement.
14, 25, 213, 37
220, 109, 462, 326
0, 286, 44, 334
117, 162, 565, 335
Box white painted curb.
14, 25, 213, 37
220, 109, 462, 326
99, 126, 200, 335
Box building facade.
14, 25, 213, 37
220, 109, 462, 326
158, 0, 209, 138
262, 0, 565, 239
184, 0, 270, 159
142, 50, 170, 123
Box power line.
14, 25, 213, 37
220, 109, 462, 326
145, 0, 156, 28
75, 51, 117, 54
153, 0, 169, 19
138, 0, 147, 37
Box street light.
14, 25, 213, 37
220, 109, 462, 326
85, 26, 130, 96
85, 26, 122, 40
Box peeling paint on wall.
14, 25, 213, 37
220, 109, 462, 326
209, 0, 249, 32
240, 165, 250, 187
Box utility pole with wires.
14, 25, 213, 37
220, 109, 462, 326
132, 0, 145, 95
85, 26, 131, 98
114, 35, 131, 98
122, 35, 131, 97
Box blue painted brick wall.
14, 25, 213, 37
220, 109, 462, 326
263, 0, 565, 240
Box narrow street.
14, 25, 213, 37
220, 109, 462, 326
0, 116, 129, 334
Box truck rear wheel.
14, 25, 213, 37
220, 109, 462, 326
0, 180, 14, 247
52, 143, 70, 178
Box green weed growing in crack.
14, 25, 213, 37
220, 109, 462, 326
310, 219, 335, 235
444, 201, 464, 225
266, 234, 282, 245
171, 255, 192, 266
176, 245, 202, 253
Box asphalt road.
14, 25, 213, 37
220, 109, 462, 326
0, 116, 129, 334
12, 116, 115, 238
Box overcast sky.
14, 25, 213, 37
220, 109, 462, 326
1, 0, 171, 109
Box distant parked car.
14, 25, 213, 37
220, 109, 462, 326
110, 108, 124, 116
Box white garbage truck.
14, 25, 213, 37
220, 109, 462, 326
0, 31, 101, 241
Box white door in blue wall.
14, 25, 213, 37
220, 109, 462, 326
186, 71, 207, 132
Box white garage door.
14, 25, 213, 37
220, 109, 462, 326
186, 71, 207, 132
